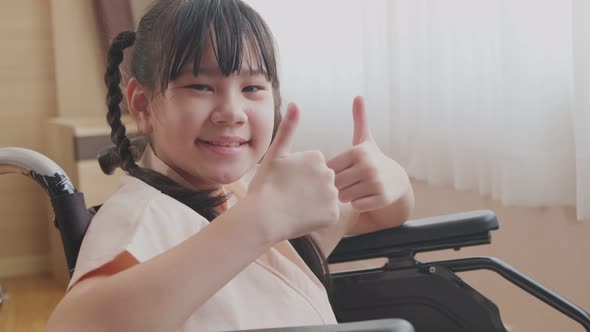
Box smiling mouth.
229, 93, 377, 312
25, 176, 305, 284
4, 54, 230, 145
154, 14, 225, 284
199, 140, 250, 147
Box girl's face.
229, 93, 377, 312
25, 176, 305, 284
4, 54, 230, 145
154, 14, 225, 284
145, 39, 275, 189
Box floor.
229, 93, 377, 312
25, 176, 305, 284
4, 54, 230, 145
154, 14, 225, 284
0, 275, 65, 332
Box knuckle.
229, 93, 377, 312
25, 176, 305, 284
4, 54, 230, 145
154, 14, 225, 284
330, 185, 339, 198
372, 180, 385, 193
325, 168, 336, 182
353, 147, 369, 161
302, 151, 319, 165
311, 150, 325, 163
363, 164, 379, 178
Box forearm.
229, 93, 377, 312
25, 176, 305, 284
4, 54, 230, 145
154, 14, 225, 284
46, 199, 274, 332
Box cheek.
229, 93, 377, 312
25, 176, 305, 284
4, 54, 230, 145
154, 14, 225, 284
178, 110, 206, 132
248, 107, 275, 146
163, 104, 208, 139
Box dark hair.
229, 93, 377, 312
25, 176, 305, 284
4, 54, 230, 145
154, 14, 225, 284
102, 0, 332, 291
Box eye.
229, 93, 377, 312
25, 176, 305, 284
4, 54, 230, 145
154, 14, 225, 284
187, 84, 213, 92
243, 86, 263, 93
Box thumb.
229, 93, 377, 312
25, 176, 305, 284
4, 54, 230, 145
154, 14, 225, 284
352, 96, 373, 145
264, 102, 300, 160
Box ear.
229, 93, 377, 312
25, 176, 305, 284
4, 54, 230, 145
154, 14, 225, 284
126, 78, 153, 134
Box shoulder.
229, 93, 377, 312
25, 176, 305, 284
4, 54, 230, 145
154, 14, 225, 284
68, 175, 210, 291
97, 175, 206, 225
80, 175, 209, 258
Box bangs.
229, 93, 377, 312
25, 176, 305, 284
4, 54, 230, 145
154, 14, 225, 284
157, 0, 278, 92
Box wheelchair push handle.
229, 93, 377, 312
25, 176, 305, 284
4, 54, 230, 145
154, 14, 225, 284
0, 147, 75, 197
0, 147, 93, 276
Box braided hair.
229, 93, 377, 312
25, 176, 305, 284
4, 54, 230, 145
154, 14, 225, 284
102, 0, 332, 292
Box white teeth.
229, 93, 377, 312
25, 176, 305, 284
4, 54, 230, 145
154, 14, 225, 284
209, 141, 241, 147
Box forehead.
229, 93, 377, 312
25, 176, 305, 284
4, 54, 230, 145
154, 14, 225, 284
178, 34, 268, 77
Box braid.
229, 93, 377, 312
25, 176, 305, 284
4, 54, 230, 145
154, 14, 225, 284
105, 31, 137, 172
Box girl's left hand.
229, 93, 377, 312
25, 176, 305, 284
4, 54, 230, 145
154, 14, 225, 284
327, 96, 410, 213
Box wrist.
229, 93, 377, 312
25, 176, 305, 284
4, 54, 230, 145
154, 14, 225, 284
229, 194, 281, 248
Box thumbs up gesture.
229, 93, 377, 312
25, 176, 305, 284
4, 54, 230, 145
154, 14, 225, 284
247, 103, 340, 243
327, 96, 410, 213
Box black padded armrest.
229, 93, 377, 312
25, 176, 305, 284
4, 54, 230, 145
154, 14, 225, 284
328, 210, 498, 263
234, 319, 413, 332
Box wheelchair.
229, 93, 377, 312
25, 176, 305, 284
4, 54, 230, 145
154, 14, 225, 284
1, 146, 589, 332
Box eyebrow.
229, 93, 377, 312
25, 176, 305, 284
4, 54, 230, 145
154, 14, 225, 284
180, 65, 268, 78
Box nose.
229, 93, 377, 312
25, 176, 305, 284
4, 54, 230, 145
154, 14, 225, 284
211, 92, 248, 126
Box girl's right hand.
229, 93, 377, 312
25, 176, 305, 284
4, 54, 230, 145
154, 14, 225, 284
246, 103, 340, 243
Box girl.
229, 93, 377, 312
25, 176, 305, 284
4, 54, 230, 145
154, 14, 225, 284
46, 0, 414, 331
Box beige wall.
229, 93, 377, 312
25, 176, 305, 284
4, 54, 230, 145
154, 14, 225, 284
49, 0, 106, 116
130, 0, 152, 22
0, 0, 57, 277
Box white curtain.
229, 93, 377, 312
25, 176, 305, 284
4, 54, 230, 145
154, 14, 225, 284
573, 0, 590, 220
246, 0, 590, 221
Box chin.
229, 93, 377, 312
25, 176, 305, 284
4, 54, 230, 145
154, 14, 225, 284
208, 170, 244, 185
